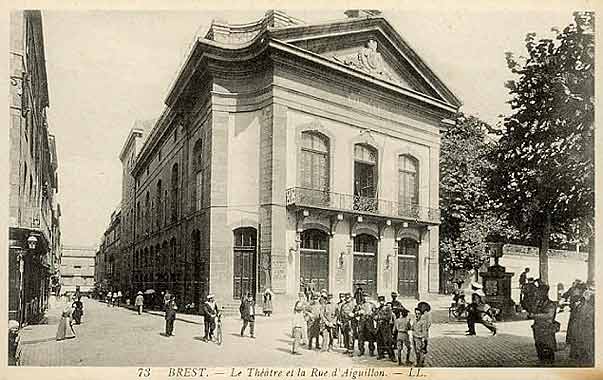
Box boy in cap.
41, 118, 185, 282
340, 293, 356, 355
321, 294, 338, 351
375, 295, 396, 361
393, 307, 413, 365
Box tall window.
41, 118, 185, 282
301, 132, 329, 191
145, 192, 150, 233
156, 180, 162, 229
171, 163, 179, 221
353, 144, 378, 212
164, 190, 168, 225
193, 140, 203, 211
398, 155, 419, 217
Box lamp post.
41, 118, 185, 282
18, 234, 38, 325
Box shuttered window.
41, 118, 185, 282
398, 155, 419, 206
301, 132, 329, 191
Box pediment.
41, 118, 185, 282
272, 18, 462, 108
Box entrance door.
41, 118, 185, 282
353, 234, 378, 298
233, 228, 257, 300
300, 229, 329, 293
398, 238, 418, 297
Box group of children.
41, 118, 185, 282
291, 290, 432, 367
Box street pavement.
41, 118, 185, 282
15, 298, 577, 367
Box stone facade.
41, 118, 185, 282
116, 10, 460, 310
60, 246, 96, 295
8, 10, 61, 325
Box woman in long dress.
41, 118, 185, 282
56, 303, 76, 341
263, 288, 274, 317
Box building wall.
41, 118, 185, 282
60, 247, 96, 294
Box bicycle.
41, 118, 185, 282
214, 312, 223, 345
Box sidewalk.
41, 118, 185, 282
15, 297, 580, 367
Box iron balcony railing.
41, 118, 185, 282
285, 187, 440, 224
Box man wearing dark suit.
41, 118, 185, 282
240, 292, 256, 338
164, 295, 177, 337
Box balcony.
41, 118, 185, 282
285, 187, 440, 224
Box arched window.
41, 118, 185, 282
353, 144, 378, 212
353, 233, 378, 297
156, 180, 162, 229
398, 238, 418, 297
398, 155, 419, 217
192, 140, 203, 211
300, 229, 329, 293
171, 163, 179, 221
301, 132, 329, 191
233, 227, 257, 300
145, 192, 150, 233
136, 201, 140, 235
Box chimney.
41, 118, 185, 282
344, 9, 382, 18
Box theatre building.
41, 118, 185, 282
123, 10, 460, 310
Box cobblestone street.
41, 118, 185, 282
15, 298, 576, 367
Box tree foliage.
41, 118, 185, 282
488, 12, 595, 282
440, 114, 517, 276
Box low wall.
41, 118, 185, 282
495, 244, 588, 302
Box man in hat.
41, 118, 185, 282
202, 294, 219, 341
239, 292, 256, 338
356, 292, 376, 356
467, 289, 496, 336
307, 293, 323, 349
164, 294, 178, 337
336, 292, 346, 347
374, 295, 396, 361
321, 294, 338, 351
340, 293, 356, 355
389, 291, 403, 314
293, 291, 310, 345
135, 291, 144, 315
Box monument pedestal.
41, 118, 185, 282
480, 264, 516, 320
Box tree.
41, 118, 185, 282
488, 12, 594, 284
440, 114, 517, 284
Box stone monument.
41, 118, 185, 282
480, 243, 516, 319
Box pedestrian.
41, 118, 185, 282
569, 284, 594, 365
71, 296, 83, 325
340, 293, 356, 356
356, 292, 376, 357
164, 295, 177, 337
135, 291, 144, 315
321, 294, 338, 351
466, 289, 497, 336
412, 302, 431, 367
111, 291, 117, 307
292, 296, 306, 355
307, 294, 323, 350
263, 288, 274, 317
375, 295, 396, 361
389, 291, 404, 314
239, 292, 256, 338
202, 294, 219, 341
105, 292, 112, 307
564, 280, 586, 349
519, 268, 530, 304
393, 307, 413, 366
56, 302, 76, 341
529, 284, 558, 365
336, 292, 345, 348
521, 278, 538, 312
293, 292, 310, 345
117, 290, 123, 307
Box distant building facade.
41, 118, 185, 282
116, 10, 460, 309
60, 246, 96, 295
9, 10, 61, 325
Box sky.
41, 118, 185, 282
40, 8, 575, 247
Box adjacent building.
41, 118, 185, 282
114, 10, 460, 310
60, 246, 96, 295
9, 10, 61, 325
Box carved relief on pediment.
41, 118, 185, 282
332, 39, 396, 82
